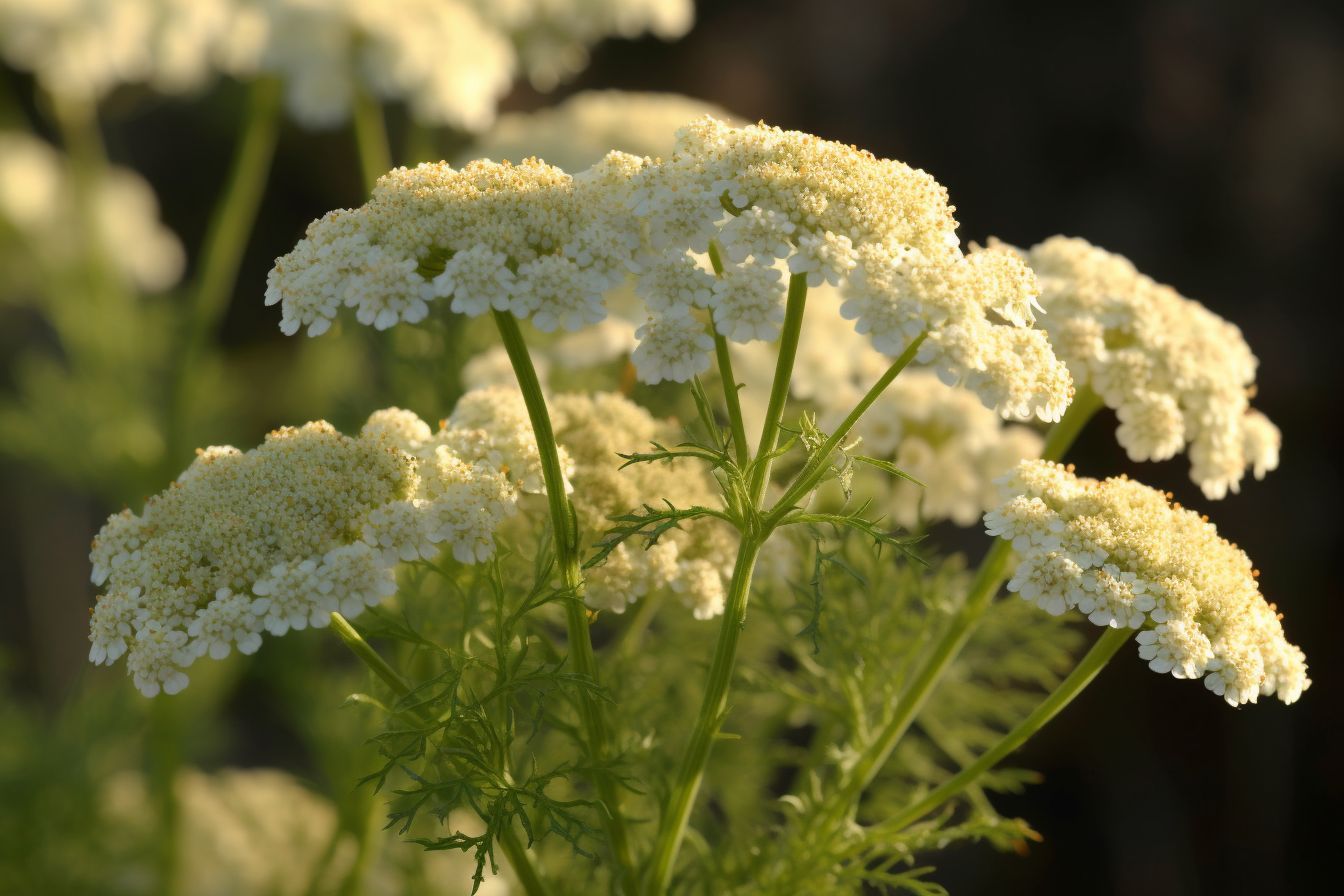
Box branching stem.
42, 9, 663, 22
643, 276, 809, 895
329, 612, 551, 896
815, 389, 1105, 829
490, 311, 637, 887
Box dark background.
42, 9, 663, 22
3, 1, 1341, 893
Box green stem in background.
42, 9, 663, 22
164, 78, 283, 470
489, 311, 637, 886
868, 626, 1132, 839
46, 91, 123, 299
405, 120, 439, 165
1040, 387, 1104, 462
762, 331, 928, 530
352, 90, 392, 192
816, 389, 1105, 829
644, 275, 810, 895
329, 612, 551, 896
747, 273, 809, 505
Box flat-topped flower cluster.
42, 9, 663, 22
1017, 236, 1280, 499
266, 117, 1074, 423
87, 387, 728, 695
984, 460, 1308, 706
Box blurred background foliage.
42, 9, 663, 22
1, 1, 1341, 894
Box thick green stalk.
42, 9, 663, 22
164, 78, 282, 469
329, 612, 550, 896
352, 90, 392, 192
763, 331, 928, 530
872, 625, 1132, 836
489, 311, 636, 884
642, 537, 764, 895
644, 275, 810, 895
816, 389, 1105, 828
747, 273, 809, 504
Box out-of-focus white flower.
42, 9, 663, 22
0, 0, 692, 131
102, 767, 512, 895
0, 131, 184, 292
985, 460, 1308, 706
1018, 236, 1280, 499
464, 90, 735, 172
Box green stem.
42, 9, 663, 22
747, 272, 809, 504
815, 389, 1104, 829
164, 78, 282, 470
489, 311, 637, 886
643, 537, 764, 895
352, 90, 392, 192
712, 328, 751, 470
873, 626, 1132, 836
1041, 387, 1104, 462
643, 274, 811, 894
762, 331, 928, 530
330, 612, 551, 896
705, 243, 751, 469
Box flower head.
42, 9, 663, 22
87, 400, 556, 695
1019, 236, 1280, 499
984, 460, 1308, 706
269, 117, 1072, 420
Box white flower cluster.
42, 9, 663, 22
548, 392, 735, 619
266, 153, 647, 335
984, 460, 1308, 706
0, 0, 254, 101
0, 0, 691, 131
87, 400, 553, 696
1019, 236, 1280, 499
0, 131, 184, 292
627, 118, 1073, 418
269, 118, 1073, 422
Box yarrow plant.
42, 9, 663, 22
87, 117, 1308, 895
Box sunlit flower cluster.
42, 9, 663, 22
0, 131, 184, 293
266, 153, 647, 335
87, 402, 552, 696
1018, 236, 1280, 499
0, 0, 691, 130
549, 392, 735, 619
268, 118, 1072, 421
627, 118, 1072, 418
984, 460, 1308, 706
